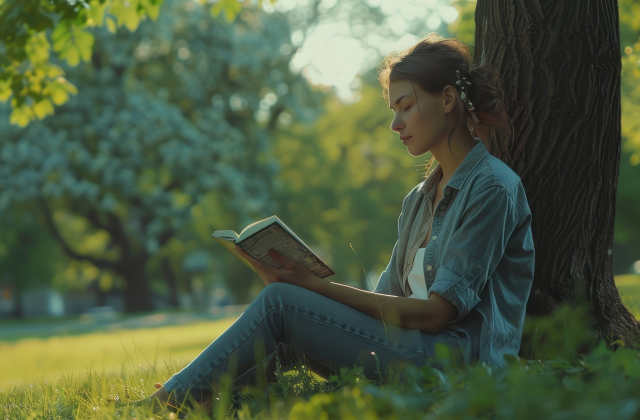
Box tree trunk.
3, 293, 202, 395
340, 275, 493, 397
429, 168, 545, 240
474, 0, 640, 345
161, 257, 180, 308
120, 261, 154, 313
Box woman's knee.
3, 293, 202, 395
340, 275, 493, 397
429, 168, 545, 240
259, 282, 301, 300
255, 283, 312, 310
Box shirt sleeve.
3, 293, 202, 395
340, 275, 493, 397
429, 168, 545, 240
428, 185, 519, 321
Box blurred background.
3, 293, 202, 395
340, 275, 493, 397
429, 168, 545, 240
0, 0, 639, 391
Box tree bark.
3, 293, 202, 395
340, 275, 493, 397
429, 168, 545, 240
474, 0, 640, 345
161, 257, 180, 308
120, 260, 154, 313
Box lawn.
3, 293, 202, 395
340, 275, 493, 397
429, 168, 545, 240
0, 317, 237, 392
616, 274, 640, 318
1, 276, 640, 419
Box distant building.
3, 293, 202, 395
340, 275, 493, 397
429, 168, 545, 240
0, 282, 16, 317
21, 288, 65, 318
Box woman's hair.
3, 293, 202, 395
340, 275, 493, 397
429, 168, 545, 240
377, 33, 512, 177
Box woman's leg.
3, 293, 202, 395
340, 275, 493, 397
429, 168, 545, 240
160, 282, 457, 407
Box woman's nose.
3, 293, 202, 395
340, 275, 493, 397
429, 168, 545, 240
390, 116, 404, 132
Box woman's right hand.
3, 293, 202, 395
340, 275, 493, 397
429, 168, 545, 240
235, 246, 324, 290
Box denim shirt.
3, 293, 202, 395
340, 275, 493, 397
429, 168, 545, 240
374, 139, 535, 367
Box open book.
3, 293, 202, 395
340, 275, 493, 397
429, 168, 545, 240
212, 215, 335, 279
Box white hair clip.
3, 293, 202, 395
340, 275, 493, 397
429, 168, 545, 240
456, 70, 479, 123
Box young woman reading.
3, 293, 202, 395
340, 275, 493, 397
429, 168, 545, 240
138, 34, 535, 416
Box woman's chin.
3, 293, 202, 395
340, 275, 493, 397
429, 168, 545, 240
406, 146, 429, 157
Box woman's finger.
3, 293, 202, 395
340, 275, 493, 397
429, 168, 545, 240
236, 246, 267, 269
267, 248, 294, 268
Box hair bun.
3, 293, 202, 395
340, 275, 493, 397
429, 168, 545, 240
468, 65, 505, 115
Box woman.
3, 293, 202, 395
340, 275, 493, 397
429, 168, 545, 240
141, 33, 535, 415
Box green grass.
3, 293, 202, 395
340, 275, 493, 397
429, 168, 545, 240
0, 317, 237, 392
616, 274, 640, 318
2, 278, 640, 419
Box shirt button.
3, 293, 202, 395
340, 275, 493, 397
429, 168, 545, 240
441, 206, 447, 210
426, 265, 433, 271
445, 190, 450, 196
432, 235, 437, 240
476, 264, 482, 269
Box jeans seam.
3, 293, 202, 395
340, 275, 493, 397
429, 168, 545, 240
286, 306, 424, 355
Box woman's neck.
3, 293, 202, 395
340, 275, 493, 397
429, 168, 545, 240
430, 127, 476, 182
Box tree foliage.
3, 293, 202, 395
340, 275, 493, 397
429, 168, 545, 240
0, 0, 320, 311
0, 0, 162, 126
0, 0, 271, 127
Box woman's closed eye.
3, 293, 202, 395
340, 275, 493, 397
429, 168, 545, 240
403, 105, 412, 111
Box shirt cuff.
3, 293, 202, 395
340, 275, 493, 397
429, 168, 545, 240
429, 264, 483, 321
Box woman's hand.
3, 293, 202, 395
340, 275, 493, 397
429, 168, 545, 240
235, 246, 324, 290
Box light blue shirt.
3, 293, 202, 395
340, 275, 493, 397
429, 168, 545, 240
374, 139, 535, 367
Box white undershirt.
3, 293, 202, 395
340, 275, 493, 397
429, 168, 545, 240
407, 247, 429, 300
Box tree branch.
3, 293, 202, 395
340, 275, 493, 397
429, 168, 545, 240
85, 207, 112, 233
38, 198, 122, 271
157, 227, 175, 248
106, 211, 132, 257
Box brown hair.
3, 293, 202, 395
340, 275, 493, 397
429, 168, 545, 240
377, 33, 512, 177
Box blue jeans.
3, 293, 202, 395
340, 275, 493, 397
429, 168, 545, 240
163, 283, 461, 404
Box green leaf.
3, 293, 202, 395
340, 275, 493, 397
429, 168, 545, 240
33, 98, 54, 119
0, 78, 13, 101
51, 23, 72, 51
86, 0, 109, 26
51, 22, 95, 67
111, 0, 141, 31
43, 77, 78, 105
140, 0, 162, 21
210, 0, 242, 22
9, 103, 34, 127
210, 1, 224, 18
25, 32, 51, 64
44, 64, 65, 79
105, 17, 117, 34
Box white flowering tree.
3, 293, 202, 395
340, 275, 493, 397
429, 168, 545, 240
0, 0, 320, 312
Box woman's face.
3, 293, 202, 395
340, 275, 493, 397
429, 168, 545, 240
388, 79, 454, 156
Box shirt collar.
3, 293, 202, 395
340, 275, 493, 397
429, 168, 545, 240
420, 138, 489, 196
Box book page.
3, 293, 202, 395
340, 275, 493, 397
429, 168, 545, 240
237, 216, 276, 241
238, 224, 335, 278
212, 230, 239, 241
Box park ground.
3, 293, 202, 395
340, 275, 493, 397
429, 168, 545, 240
1, 275, 640, 419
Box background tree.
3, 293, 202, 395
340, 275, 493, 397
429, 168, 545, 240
0, 0, 320, 312
473, 0, 640, 345
0, 208, 66, 317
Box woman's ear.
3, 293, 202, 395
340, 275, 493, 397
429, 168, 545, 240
442, 85, 458, 114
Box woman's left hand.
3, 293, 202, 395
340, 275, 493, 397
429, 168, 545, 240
235, 246, 323, 289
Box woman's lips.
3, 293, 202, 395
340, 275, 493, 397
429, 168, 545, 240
402, 136, 412, 143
